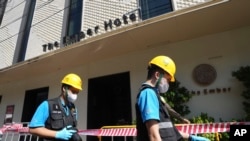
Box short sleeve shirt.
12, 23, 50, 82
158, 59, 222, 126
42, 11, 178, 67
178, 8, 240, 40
137, 87, 160, 123
29, 101, 49, 127
29, 98, 77, 128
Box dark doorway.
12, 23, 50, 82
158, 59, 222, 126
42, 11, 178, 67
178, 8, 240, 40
20, 87, 49, 141
21, 87, 49, 122
87, 72, 132, 141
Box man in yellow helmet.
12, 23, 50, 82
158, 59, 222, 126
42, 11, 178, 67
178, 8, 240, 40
135, 56, 210, 141
29, 73, 83, 141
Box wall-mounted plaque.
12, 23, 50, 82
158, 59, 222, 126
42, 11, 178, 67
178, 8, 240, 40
193, 64, 217, 85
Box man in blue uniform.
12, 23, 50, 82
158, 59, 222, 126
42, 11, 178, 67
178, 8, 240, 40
29, 73, 83, 141
136, 55, 210, 141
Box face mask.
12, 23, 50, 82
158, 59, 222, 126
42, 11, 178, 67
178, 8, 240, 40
66, 89, 78, 103
158, 77, 169, 93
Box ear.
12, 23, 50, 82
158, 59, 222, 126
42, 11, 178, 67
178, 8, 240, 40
62, 86, 67, 92
155, 71, 161, 79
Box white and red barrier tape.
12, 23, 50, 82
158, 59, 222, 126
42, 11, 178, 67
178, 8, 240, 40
175, 122, 250, 134
97, 128, 137, 136
1, 122, 250, 136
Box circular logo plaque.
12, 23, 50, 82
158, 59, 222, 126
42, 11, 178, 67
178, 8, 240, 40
192, 64, 217, 85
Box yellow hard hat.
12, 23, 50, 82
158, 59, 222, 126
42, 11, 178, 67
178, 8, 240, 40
149, 55, 176, 82
61, 73, 83, 90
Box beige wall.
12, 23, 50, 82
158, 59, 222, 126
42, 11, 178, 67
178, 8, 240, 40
0, 26, 249, 129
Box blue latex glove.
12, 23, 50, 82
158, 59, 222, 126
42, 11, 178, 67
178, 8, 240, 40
189, 135, 210, 141
55, 125, 76, 140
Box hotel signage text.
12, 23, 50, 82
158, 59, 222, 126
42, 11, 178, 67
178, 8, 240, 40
42, 11, 138, 52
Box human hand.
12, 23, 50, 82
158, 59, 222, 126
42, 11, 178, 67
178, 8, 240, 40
189, 135, 210, 141
55, 125, 77, 140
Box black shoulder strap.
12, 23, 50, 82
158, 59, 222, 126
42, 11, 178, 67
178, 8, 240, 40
137, 84, 158, 98
140, 84, 155, 91
138, 84, 170, 117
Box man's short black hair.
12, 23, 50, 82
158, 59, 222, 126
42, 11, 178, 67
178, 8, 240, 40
61, 84, 72, 90
147, 64, 165, 79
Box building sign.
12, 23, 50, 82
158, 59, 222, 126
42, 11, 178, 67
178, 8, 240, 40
42, 10, 138, 52
63, 12, 137, 46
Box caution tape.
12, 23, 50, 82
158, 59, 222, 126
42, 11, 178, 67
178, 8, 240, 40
1, 122, 250, 136
78, 129, 101, 136
98, 128, 137, 136
175, 122, 250, 134
0, 123, 27, 133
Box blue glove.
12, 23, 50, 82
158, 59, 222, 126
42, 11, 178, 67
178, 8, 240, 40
55, 125, 76, 140
189, 135, 210, 141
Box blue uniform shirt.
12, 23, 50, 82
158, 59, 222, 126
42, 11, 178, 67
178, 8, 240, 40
137, 87, 160, 123
29, 101, 49, 128
29, 98, 77, 128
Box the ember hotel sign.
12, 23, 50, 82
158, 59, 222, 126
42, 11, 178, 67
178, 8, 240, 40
42, 11, 138, 52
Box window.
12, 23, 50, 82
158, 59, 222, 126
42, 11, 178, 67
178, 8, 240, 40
0, 0, 8, 26
67, 0, 83, 37
15, 0, 36, 62
139, 0, 173, 20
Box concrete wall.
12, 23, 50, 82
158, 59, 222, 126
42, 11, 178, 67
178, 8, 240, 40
0, 0, 209, 69
0, 26, 249, 129
25, 0, 65, 60
0, 0, 26, 68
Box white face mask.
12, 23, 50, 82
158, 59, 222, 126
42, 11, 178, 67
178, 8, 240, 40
158, 77, 169, 93
67, 89, 78, 103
